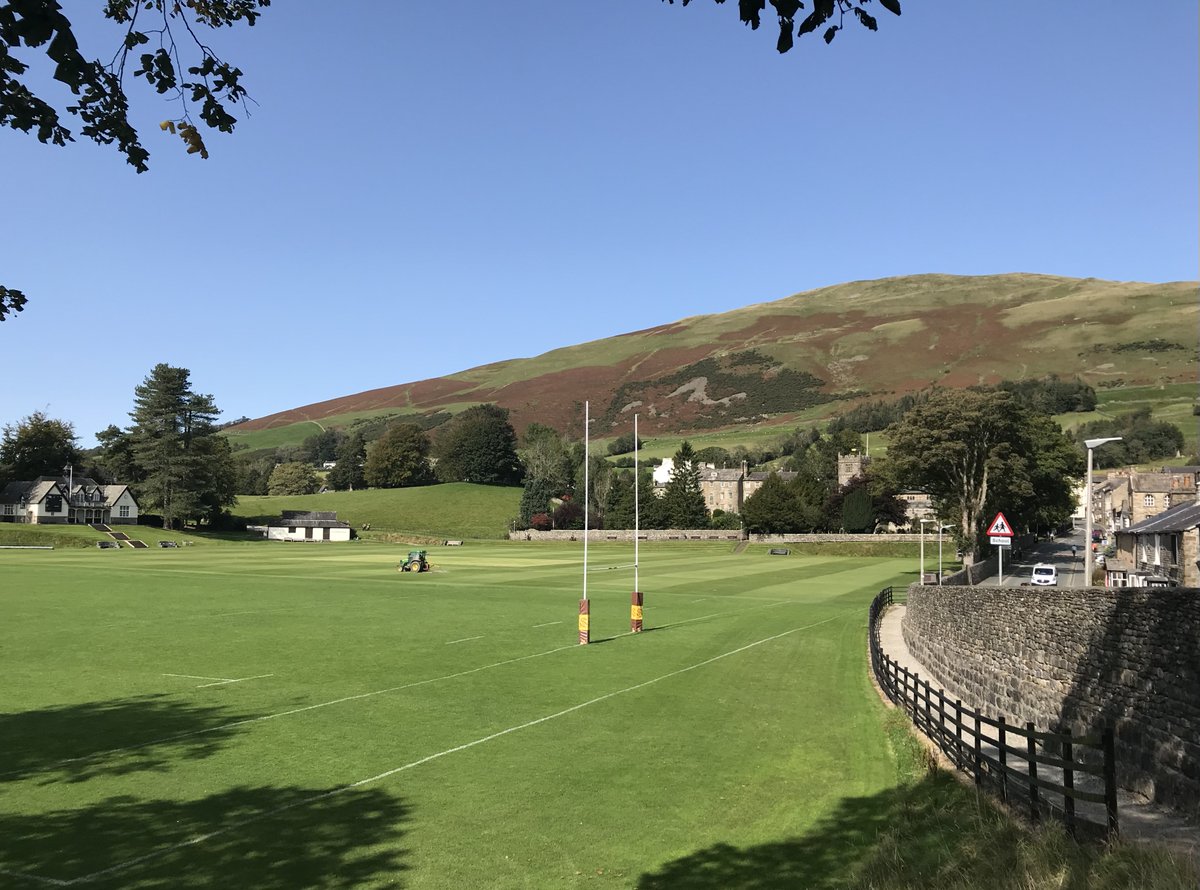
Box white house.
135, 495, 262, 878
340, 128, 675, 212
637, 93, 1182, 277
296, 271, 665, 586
0, 476, 139, 525
266, 510, 353, 542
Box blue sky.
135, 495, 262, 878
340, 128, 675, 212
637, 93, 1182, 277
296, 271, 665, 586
3, 2, 1197, 447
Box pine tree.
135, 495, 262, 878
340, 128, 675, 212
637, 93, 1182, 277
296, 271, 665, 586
663, 441, 708, 529
127, 363, 231, 529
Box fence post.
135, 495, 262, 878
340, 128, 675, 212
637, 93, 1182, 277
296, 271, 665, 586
1027, 721, 1040, 823
1103, 726, 1119, 838
923, 679, 931, 737
1062, 728, 1076, 838
955, 699, 963, 769
998, 716, 1008, 803
974, 710, 982, 786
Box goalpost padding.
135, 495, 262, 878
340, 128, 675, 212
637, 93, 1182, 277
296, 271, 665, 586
630, 591, 643, 633
578, 598, 589, 645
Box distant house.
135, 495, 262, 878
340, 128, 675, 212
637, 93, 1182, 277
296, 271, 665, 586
1091, 468, 1199, 536
0, 476, 138, 525
1105, 500, 1200, 588
266, 510, 353, 542
698, 467, 743, 514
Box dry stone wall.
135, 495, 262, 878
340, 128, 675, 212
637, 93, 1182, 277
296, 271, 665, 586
903, 585, 1200, 815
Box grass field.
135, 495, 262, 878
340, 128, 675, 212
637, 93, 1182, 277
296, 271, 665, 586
2, 540, 914, 888
5, 539, 1193, 889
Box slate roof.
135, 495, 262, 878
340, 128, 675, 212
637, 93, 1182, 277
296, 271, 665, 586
1122, 501, 1200, 535
700, 469, 744, 482
0, 480, 63, 505
271, 510, 350, 528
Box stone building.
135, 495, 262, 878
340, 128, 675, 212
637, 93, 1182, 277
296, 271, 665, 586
1106, 500, 1200, 588
698, 467, 743, 514
836, 451, 871, 488
1092, 467, 1198, 535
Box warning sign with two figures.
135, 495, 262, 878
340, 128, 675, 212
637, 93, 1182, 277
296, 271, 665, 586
986, 512, 1014, 537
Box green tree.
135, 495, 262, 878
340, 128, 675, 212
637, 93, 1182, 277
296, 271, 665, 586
518, 477, 556, 529
603, 471, 637, 530
742, 472, 801, 534
94, 424, 141, 484
606, 432, 644, 456
326, 433, 367, 491
884, 389, 1079, 562
840, 483, 873, 532
301, 428, 343, 465
989, 414, 1083, 536
126, 363, 235, 529
435, 405, 522, 486
267, 461, 320, 496
235, 453, 277, 496
364, 423, 433, 489
519, 423, 575, 495
0, 410, 81, 481
662, 441, 708, 528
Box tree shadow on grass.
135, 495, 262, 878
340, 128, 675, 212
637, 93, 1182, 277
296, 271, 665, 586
0, 783, 411, 889
636, 770, 1195, 889
0, 694, 259, 785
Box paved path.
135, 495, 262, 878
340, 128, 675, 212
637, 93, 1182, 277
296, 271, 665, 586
879, 604, 1199, 864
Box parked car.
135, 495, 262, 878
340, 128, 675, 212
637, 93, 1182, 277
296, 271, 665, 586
1031, 563, 1058, 586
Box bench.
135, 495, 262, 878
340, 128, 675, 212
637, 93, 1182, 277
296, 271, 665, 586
443, 540, 464, 546
97, 541, 120, 549
158, 540, 178, 548
769, 548, 790, 556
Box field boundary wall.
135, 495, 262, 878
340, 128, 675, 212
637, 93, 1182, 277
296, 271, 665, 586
509, 530, 923, 543
903, 584, 1200, 816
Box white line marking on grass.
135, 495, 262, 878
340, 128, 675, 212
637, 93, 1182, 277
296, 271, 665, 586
195, 674, 274, 689
1, 644, 575, 781
444, 636, 484, 645
59, 609, 858, 886
532, 621, 561, 628
0, 868, 72, 886
5, 597, 807, 783
163, 673, 236, 682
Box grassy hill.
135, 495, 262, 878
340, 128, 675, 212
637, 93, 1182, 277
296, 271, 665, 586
232, 483, 522, 540
224, 273, 1198, 454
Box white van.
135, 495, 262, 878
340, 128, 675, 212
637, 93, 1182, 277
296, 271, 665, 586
1031, 563, 1058, 586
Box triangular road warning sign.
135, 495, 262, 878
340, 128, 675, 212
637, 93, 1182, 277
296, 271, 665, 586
986, 512, 1014, 537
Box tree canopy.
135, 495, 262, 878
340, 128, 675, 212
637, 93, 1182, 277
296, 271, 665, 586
435, 405, 523, 486
364, 423, 433, 489
883, 389, 1081, 561
0, 410, 80, 482
99, 362, 238, 528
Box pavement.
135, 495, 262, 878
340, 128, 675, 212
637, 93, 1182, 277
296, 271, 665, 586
877, 602, 1200, 864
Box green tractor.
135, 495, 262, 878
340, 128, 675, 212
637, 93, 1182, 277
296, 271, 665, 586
399, 550, 430, 573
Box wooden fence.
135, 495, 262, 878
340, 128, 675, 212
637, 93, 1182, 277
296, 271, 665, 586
868, 588, 1118, 839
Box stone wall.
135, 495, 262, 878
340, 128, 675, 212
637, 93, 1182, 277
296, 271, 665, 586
508, 530, 923, 543
903, 585, 1200, 815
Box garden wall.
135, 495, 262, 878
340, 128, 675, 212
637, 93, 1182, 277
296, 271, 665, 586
508, 530, 924, 543
903, 584, 1200, 815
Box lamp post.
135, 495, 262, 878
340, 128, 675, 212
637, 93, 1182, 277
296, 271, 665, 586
937, 522, 953, 584
1083, 436, 1122, 587
919, 517, 937, 584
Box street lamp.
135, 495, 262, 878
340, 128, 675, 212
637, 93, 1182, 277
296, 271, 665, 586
1083, 436, 1122, 586
937, 522, 953, 584
919, 517, 937, 584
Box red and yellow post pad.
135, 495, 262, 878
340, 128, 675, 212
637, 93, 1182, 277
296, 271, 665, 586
630, 591, 643, 633
578, 598, 590, 645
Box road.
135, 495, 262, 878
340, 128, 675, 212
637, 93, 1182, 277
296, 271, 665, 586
982, 527, 1090, 587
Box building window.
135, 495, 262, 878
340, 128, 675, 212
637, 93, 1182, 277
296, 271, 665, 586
119, 506, 129, 518
1143, 494, 1155, 507
3, 504, 12, 515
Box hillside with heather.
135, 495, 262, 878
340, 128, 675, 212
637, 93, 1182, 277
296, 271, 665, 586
226, 274, 1197, 446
